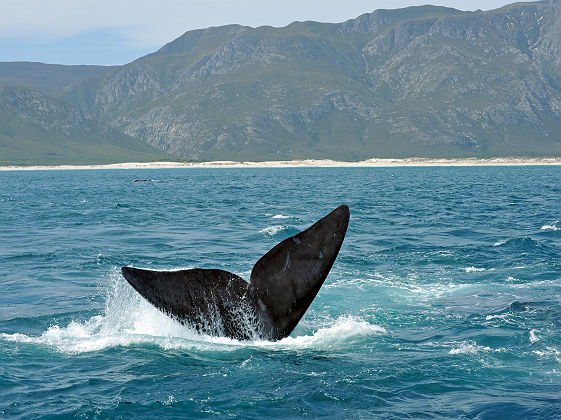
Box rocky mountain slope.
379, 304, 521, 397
2, 1, 561, 163
0, 85, 171, 165
59, 0, 561, 160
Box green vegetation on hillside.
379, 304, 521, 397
1, 1, 561, 164
0, 86, 174, 166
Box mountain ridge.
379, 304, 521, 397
2, 1, 561, 164
0, 62, 116, 96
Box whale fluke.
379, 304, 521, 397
121, 267, 259, 340
121, 204, 349, 341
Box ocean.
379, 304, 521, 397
1, 167, 560, 418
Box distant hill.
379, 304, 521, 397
2, 1, 561, 164
0, 86, 172, 165
0, 62, 115, 96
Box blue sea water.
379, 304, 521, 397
1, 166, 560, 419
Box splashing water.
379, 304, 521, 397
258, 225, 290, 236
1, 270, 385, 354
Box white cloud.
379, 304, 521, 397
1, 0, 537, 49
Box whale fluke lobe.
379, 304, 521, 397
249, 204, 350, 340
121, 267, 260, 340
121, 204, 350, 341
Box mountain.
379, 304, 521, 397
2, 1, 561, 164
0, 62, 116, 96
0, 85, 172, 165
58, 0, 561, 161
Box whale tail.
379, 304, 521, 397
121, 204, 350, 341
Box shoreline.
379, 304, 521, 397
2, 157, 561, 170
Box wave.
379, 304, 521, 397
259, 316, 386, 349
492, 236, 542, 248
272, 214, 291, 219
259, 225, 288, 236
0, 272, 385, 354
540, 221, 559, 231
529, 329, 539, 343
326, 272, 471, 299
448, 341, 504, 355
463, 266, 486, 273
533, 347, 560, 363
258, 225, 301, 237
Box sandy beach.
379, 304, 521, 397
2, 157, 561, 170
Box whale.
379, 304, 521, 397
121, 204, 349, 341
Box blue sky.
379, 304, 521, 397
0, 0, 537, 66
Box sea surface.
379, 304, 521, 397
1, 167, 560, 419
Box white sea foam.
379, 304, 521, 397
272, 214, 291, 219
533, 348, 559, 357
256, 316, 386, 349
493, 239, 507, 246
485, 314, 509, 321
464, 266, 486, 273
259, 225, 288, 236
403, 283, 467, 297
533, 347, 561, 363
162, 396, 176, 406
448, 341, 503, 355
540, 221, 559, 231
0, 273, 385, 354
449, 342, 491, 355
529, 329, 539, 343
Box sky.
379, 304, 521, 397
0, 0, 539, 66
